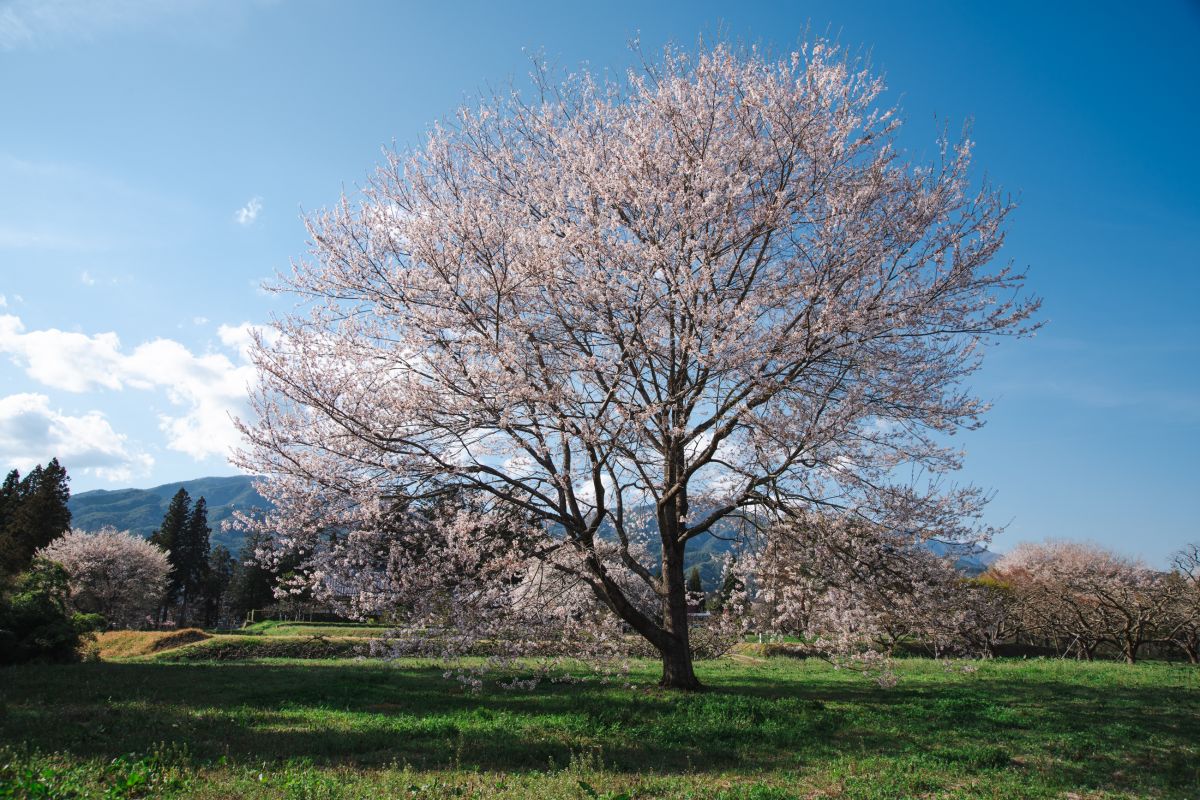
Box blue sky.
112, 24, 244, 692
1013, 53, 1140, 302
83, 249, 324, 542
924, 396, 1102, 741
1, 0, 1196, 565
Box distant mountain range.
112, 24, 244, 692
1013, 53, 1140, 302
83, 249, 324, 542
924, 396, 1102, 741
68, 475, 266, 553
68, 475, 1001, 577
925, 539, 1003, 576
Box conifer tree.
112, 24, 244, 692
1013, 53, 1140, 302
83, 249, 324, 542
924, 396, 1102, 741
150, 488, 192, 620
178, 497, 211, 622
0, 460, 71, 581
148, 490, 218, 625
0, 469, 20, 531
0, 469, 22, 581
180, 496, 211, 618
202, 545, 235, 627
226, 529, 277, 623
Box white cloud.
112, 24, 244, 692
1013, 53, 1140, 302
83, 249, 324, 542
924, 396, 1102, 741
217, 321, 276, 361
192, 316, 209, 326
0, 315, 125, 392
80, 270, 96, 286
0, 314, 261, 461
0, 294, 6, 308
235, 196, 263, 226
0, 393, 153, 482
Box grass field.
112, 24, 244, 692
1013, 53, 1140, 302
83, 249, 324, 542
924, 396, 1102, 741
1, 647, 1197, 799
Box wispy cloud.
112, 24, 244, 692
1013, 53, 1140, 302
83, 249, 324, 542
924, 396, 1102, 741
0, 226, 101, 252
0, 0, 207, 51
0, 392, 153, 482
0, 156, 157, 253
235, 196, 262, 226
80, 270, 96, 286
1002, 378, 1200, 422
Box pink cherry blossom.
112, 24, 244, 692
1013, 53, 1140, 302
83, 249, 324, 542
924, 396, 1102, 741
234, 40, 1039, 689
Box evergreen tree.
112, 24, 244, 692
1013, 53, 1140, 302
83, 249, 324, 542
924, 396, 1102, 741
0, 460, 71, 581
707, 565, 744, 614
150, 489, 189, 606
202, 544, 234, 627
150, 488, 191, 621
177, 497, 212, 623
226, 529, 278, 623
0, 558, 102, 664
687, 566, 704, 596
0, 469, 20, 532
0, 469, 22, 582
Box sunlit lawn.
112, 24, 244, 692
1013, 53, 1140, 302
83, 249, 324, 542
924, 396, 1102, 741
2, 653, 1197, 798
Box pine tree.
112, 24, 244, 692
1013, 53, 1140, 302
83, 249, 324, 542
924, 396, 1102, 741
0, 469, 20, 531
1, 460, 71, 581
687, 566, 704, 596
707, 564, 744, 614
202, 545, 235, 627
0, 469, 22, 581
226, 529, 277, 623
150, 488, 191, 621
177, 497, 211, 625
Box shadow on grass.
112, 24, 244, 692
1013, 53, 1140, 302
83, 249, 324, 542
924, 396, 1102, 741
1, 659, 1197, 793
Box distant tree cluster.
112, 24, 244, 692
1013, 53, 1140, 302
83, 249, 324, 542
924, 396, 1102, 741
224, 528, 290, 623
149, 488, 235, 627
747, 527, 1200, 666
144, 487, 283, 627
0, 458, 287, 664
987, 540, 1200, 664
743, 516, 1008, 661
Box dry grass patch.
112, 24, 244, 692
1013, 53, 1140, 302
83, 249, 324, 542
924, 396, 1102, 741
96, 628, 210, 660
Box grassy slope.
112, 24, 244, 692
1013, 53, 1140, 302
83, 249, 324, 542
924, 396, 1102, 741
94, 629, 211, 660
1, 656, 1197, 799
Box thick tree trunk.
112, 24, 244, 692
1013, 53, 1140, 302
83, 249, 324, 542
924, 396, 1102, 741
658, 539, 701, 690
659, 638, 701, 690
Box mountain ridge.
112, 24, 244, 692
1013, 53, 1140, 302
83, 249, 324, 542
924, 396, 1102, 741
69, 475, 1002, 578
68, 475, 266, 553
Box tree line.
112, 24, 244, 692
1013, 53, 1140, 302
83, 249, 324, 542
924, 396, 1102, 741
983, 540, 1200, 664
745, 524, 1200, 666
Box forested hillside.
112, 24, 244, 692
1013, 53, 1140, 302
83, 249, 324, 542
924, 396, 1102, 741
68, 476, 266, 552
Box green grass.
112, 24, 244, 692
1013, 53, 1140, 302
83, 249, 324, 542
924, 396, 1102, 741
1, 655, 1197, 798
239, 620, 395, 638
154, 634, 369, 661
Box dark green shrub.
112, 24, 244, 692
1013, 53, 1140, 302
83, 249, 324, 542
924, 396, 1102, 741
0, 559, 102, 665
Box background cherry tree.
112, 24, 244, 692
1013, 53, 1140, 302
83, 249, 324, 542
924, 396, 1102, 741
236, 40, 1038, 689
991, 540, 1180, 664
37, 527, 169, 629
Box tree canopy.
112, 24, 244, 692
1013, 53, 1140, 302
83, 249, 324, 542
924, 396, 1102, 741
237, 40, 1039, 689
